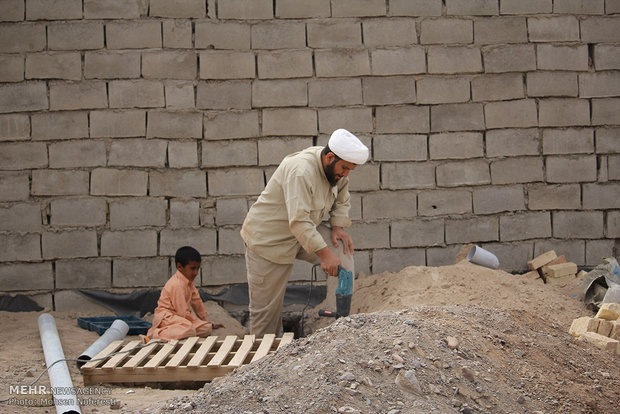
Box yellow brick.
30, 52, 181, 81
580, 331, 619, 353
528, 250, 557, 270
543, 262, 577, 278
521, 270, 541, 279
610, 321, 620, 341
569, 316, 600, 337
597, 319, 613, 337
595, 302, 620, 321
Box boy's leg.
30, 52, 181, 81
193, 319, 212, 337
245, 247, 293, 337
150, 315, 195, 340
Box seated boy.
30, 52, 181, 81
146, 246, 223, 341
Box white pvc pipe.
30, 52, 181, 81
467, 245, 500, 269
38, 313, 81, 414
77, 319, 129, 369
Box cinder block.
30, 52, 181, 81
483, 45, 536, 73
160, 228, 217, 256
91, 110, 146, 137
204, 110, 259, 139
585, 240, 615, 266
56, 259, 111, 289
109, 198, 167, 229
170, 199, 199, 228
0, 0, 25, 21
249, 79, 306, 108
109, 80, 164, 108
106, 21, 161, 49
539, 98, 590, 127
474, 17, 527, 44
25, 52, 81, 80
48, 21, 104, 50
373, 134, 427, 162
473, 186, 525, 214
218, 227, 244, 255
168, 141, 198, 168
526, 72, 578, 97
49, 81, 107, 111
418, 189, 472, 216
257, 50, 312, 79
534, 240, 585, 266
528, 184, 581, 210
362, 191, 417, 219
501, 0, 552, 14
485, 100, 538, 129
113, 258, 169, 287
606, 0, 620, 13
381, 162, 435, 190
142, 51, 197, 80
427, 245, 463, 266
542, 128, 594, 155
430, 132, 483, 159
208, 168, 264, 196
331, 0, 385, 17
51, 198, 107, 227
592, 98, 620, 126
376, 106, 430, 133
26, 0, 82, 19
0, 82, 47, 113
318, 108, 372, 134
215, 198, 248, 226
90, 168, 148, 196
275, 0, 330, 18
203, 140, 257, 167
53, 290, 111, 314
203, 255, 247, 285
0, 54, 24, 82
109, 139, 167, 168
427, 46, 482, 74
32, 170, 89, 196
0, 234, 41, 262
606, 211, 620, 237
528, 16, 579, 42
165, 81, 194, 109
147, 111, 202, 138
362, 19, 417, 48
446, 0, 498, 15
316, 49, 371, 77
417, 77, 469, 104
471, 73, 523, 102
0, 173, 29, 201
610, 154, 620, 180
340, 222, 387, 250
197, 80, 251, 110
446, 216, 499, 244
218, 0, 272, 19
490, 157, 544, 184
195, 21, 250, 50
581, 17, 620, 43
42, 230, 98, 259
0, 203, 40, 232
537, 44, 588, 71
362, 76, 417, 105
372, 248, 425, 273
500, 212, 552, 242
547, 155, 597, 183
486, 129, 540, 157
309, 79, 360, 107
0, 142, 47, 170
596, 127, 620, 153
420, 18, 473, 44
580, 72, 620, 98
0, 23, 45, 53
258, 137, 312, 166
150, 170, 207, 197
0, 114, 29, 141
391, 219, 444, 247
0, 263, 52, 291
263, 108, 317, 136
101, 230, 157, 257
583, 183, 620, 209
31, 111, 88, 140
201, 51, 255, 79
84, 51, 141, 79
437, 160, 490, 187
594, 45, 620, 70
51, 140, 106, 168
431, 103, 484, 132
553, 211, 604, 239
554, 0, 604, 14
163, 20, 192, 49
569, 317, 600, 337
149, 0, 205, 17
307, 21, 361, 48
348, 163, 380, 192
390, 0, 442, 16
84, 0, 142, 19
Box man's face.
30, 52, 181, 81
324, 154, 357, 186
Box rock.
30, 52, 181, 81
387, 410, 401, 414
392, 353, 404, 364
517, 395, 526, 404
429, 384, 442, 394
110, 400, 121, 410
395, 370, 423, 395
446, 336, 459, 350
462, 366, 476, 382
181, 402, 194, 411
405, 320, 416, 327
341, 372, 356, 381
338, 406, 361, 414
461, 407, 474, 414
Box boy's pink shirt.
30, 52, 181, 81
154, 270, 208, 321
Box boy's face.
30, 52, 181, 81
177, 260, 201, 282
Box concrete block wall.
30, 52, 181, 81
0, 0, 619, 310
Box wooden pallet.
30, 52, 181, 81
81, 333, 294, 385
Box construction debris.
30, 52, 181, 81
569, 303, 620, 355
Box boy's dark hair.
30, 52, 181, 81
175, 246, 201, 266
322, 144, 342, 161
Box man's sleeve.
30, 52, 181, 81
329, 178, 352, 228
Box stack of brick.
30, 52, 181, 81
569, 303, 620, 355
524, 250, 578, 284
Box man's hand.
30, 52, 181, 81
331, 226, 354, 255
315, 246, 341, 277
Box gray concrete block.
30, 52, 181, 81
204, 110, 259, 139
201, 51, 255, 79
610, 155, 620, 180
142, 51, 197, 80
318, 108, 372, 134
0, 263, 52, 291
49, 140, 107, 168
84, 0, 142, 19
0, 54, 24, 82
317, 49, 371, 77
32, 170, 89, 196
471, 73, 523, 102
106, 21, 161, 49
53, 290, 111, 314
308, 21, 361, 48
258, 137, 312, 166
391, 218, 444, 247
483, 44, 536, 73
427, 245, 464, 266
109, 139, 168, 168
381, 162, 436, 190
0, 234, 41, 262
203, 255, 247, 285
216, 198, 249, 226
56, 259, 111, 289
84, 51, 141, 79
586, 240, 615, 267
252, 79, 307, 108
418, 189, 472, 216
554, 211, 604, 239
485, 100, 538, 129
592, 98, 620, 126
362, 18, 417, 48
91, 168, 148, 196
446, 216, 499, 244
0, 0, 25, 22
420, 18, 473, 44
527, 184, 581, 210
169, 199, 200, 228
91, 110, 146, 137
486, 129, 540, 157
309, 78, 361, 107
376, 106, 429, 133
275, 0, 331, 18
474, 17, 527, 45
113, 257, 169, 287
0, 23, 45, 53
109, 80, 164, 108
48, 21, 104, 50
31, 111, 88, 140
554, 0, 604, 14
389, 0, 442, 16
109, 198, 167, 229
500, 212, 552, 242
594, 45, 620, 70
165, 81, 194, 109
583, 183, 620, 209
26, 0, 82, 20
605, 0, 620, 13
446, 0, 498, 15
42, 230, 98, 259
490, 157, 543, 184
163, 20, 192, 49
160, 228, 217, 256
581, 17, 620, 43
473, 186, 525, 214
0, 142, 47, 170
543, 128, 594, 154
417, 77, 469, 104
349, 163, 380, 192
203, 140, 257, 167
208, 168, 264, 196
0, 203, 41, 232
49, 81, 107, 111
539, 98, 590, 127
362, 191, 417, 219
547, 156, 597, 183
482, 242, 534, 272
430, 132, 483, 159
363, 76, 416, 105
218, 227, 244, 255
25, 52, 81, 80
0, 114, 30, 141
528, 16, 579, 42
150, 170, 207, 197
195, 21, 250, 50
332, 0, 386, 16
537, 44, 588, 71
218, 0, 273, 19
168, 141, 198, 168
150, 0, 206, 17
101, 230, 157, 257
607, 211, 620, 237
373, 248, 426, 273
526, 72, 578, 97
0, 82, 47, 113
0, 173, 30, 201
347, 222, 390, 249
148, 111, 202, 138
51, 198, 107, 227
596, 127, 620, 153
501, 0, 552, 14
431, 103, 484, 132
427, 46, 482, 74
580, 72, 620, 98
373, 134, 427, 162
437, 160, 490, 187
263, 108, 318, 136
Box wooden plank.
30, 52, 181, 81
102, 340, 141, 369
277, 332, 294, 349
123, 342, 159, 369
144, 340, 178, 368
83, 365, 237, 385
228, 335, 255, 367
81, 340, 124, 370
187, 336, 217, 367
250, 334, 275, 363
166, 337, 199, 367
207, 335, 237, 366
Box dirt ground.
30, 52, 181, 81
1, 259, 619, 414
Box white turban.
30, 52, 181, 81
328, 129, 369, 165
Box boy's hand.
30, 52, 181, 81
212, 323, 225, 329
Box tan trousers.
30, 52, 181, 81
245, 225, 354, 337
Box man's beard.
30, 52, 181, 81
324, 160, 340, 187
